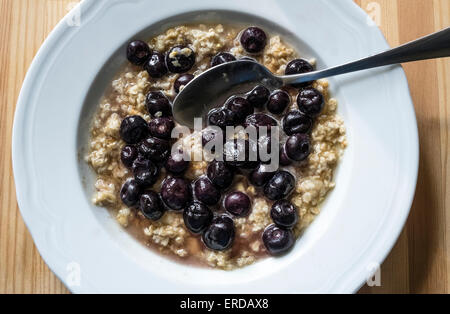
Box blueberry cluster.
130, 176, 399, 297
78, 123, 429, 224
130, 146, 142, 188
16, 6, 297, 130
120, 26, 326, 256
126, 40, 197, 93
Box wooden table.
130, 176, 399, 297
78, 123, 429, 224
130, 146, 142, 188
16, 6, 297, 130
0, 0, 448, 294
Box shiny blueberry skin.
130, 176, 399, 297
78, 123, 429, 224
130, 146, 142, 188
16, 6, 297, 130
120, 179, 141, 207
225, 97, 254, 123
183, 202, 213, 234
282, 110, 313, 136
279, 146, 293, 166
120, 115, 149, 144
174, 74, 195, 93
250, 164, 276, 187
165, 151, 190, 175
138, 137, 170, 163
208, 108, 235, 129
161, 177, 192, 211
166, 45, 196, 73
244, 113, 278, 133
121, 145, 139, 168
133, 157, 159, 187
127, 40, 151, 66
297, 87, 325, 117
247, 85, 270, 108
223, 139, 259, 169
224, 192, 251, 217
264, 171, 295, 201
132, 155, 151, 173
194, 176, 221, 206
202, 215, 235, 251
207, 161, 234, 190
271, 200, 299, 229
240, 27, 267, 54
285, 59, 314, 88
285, 134, 311, 162
146, 91, 172, 118
211, 52, 236, 67
262, 224, 295, 256
144, 51, 168, 78
140, 191, 165, 221
148, 117, 175, 140
267, 90, 290, 115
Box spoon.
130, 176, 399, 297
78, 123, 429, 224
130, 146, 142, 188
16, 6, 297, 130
173, 27, 450, 128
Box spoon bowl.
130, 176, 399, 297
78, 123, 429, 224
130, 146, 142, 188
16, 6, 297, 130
172, 60, 282, 129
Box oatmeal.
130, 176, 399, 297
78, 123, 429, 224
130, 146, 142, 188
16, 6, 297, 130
86, 24, 347, 270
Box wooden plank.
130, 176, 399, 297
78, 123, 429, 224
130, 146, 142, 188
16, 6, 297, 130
0, 0, 448, 294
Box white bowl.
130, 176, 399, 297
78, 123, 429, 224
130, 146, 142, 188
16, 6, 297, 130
12, 0, 418, 293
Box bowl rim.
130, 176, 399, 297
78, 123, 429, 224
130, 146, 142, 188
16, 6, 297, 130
12, 0, 419, 294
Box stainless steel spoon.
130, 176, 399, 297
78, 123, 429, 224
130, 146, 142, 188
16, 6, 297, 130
173, 27, 450, 128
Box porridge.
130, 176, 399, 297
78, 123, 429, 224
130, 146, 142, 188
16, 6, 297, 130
86, 24, 347, 270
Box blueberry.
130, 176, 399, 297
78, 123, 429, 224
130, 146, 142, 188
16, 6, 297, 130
240, 27, 267, 54
202, 127, 224, 152
282, 110, 313, 136
120, 115, 148, 144
244, 113, 278, 132
140, 191, 165, 221
285, 134, 311, 161
121, 145, 138, 168
161, 177, 192, 211
225, 97, 254, 123
208, 108, 235, 129
120, 179, 141, 207
262, 224, 295, 256
183, 201, 214, 234
131, 155, 151, 173
264, 171, 295, 201
279, 146, 293, 166
285, 59, 314, 88
207, 161, 234, 190
127, 40, 151, 66
133, 158, 159, 188
250, 164, 276, 187
146, 91, 172, 118
148, 117, 175, 140
202, 215, 235, 251
223, 139, 259, 169
138, 137, 170, 162
267, 90, 290, 115
271, 200, 298, 229
194, 176, 221, 206
211, 52, 236, 67
165, 150, 189, 175
144, 51, 168, 78
247, 85, 270, 108
297, 87, 324, 117
174, 74, 194, 93
224, 192, 251, 217
166, 45, 196, 73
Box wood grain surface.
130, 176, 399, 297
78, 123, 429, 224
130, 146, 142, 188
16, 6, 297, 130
0, 0, 448, 294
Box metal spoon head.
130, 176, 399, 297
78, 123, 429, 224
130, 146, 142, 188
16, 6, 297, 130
172, 60, 282, 129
